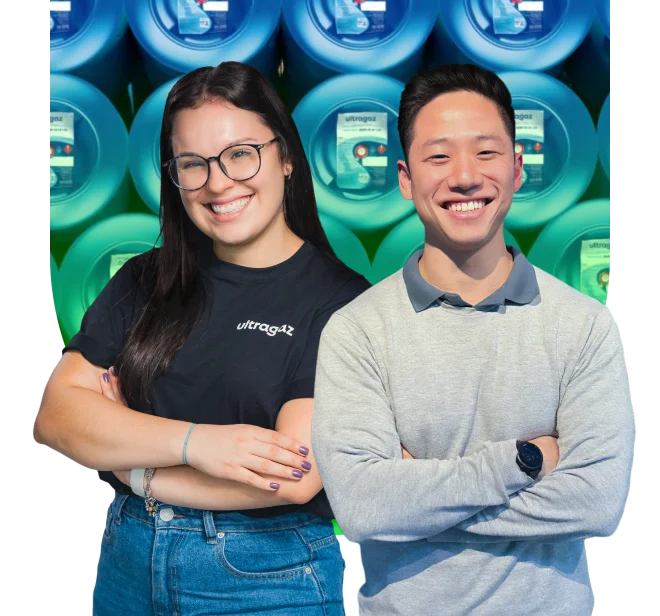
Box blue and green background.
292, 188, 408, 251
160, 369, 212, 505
50, 0, 611, 352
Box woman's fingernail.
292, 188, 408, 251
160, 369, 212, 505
270, 482, 280, 490
292, 469, 304, 479
301, 461, 312, 470
110, 366, 117, 376
299, 446, 309, 455
102, 373, 110, 383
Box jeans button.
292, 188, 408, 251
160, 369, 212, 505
217, 532, 225, 538
304, 566, 312, 574
159, 507, 174, 522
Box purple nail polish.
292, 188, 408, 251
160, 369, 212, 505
270, 482, 280, 490
299, 446, 309, 455
292, 469, 304, 479
110, 366, 117, 376
102, 373, 110, 383
301, 461, 312, 470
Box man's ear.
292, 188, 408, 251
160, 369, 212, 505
513, 150, 524, 193
397, 160, 413, 201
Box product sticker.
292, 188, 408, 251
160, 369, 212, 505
50, 112, 75, 190
50, 1, 72, 34
580, 239, 609, 304
493, 0, 544, 35
514, 110, 544, 188
336, 112, 388, 190
110, 254, 140, 279
178, 0, 229, 36
335, 0, 387, 36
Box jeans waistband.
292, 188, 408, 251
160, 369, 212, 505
113, 492, 331, 545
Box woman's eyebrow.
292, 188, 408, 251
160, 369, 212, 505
174, 137, 262, 156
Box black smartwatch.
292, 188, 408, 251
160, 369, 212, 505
515, 440, 543, 479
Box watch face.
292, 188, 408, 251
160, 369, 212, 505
519, 442, 543, 469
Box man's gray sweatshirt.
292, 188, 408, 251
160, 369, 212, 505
312, 250, 634, 616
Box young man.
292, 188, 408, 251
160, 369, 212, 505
312, 64, 634, 615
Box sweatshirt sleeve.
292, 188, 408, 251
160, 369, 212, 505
427, 307, 635, 544
312, 312, 533, 543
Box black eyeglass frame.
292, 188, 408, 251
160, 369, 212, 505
162, 136, 280, 191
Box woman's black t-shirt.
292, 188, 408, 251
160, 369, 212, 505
63, 241, 370, 519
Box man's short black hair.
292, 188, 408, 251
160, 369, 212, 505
398, 64, 516, 162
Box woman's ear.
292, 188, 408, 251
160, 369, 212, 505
283, 161, 293, 179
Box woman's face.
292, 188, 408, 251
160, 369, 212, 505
170, 101, 291, 249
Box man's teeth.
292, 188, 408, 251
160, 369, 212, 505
447, 200, 487, 212
210, 196, 251, 214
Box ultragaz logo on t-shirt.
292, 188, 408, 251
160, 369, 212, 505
236, 320, 295, 337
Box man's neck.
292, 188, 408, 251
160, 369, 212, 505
418, 235, 514, 306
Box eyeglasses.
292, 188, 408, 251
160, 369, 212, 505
162, 136, 280, 191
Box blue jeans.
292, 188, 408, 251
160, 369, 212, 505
93, 492, 346, 615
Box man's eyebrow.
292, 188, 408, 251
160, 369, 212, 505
475, 134, 505, 143
421, 134, 505, 148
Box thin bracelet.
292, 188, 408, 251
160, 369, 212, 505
182, 423, 197, 465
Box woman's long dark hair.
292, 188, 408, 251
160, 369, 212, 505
116, 62, 336, 404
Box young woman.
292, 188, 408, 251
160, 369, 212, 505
34, 62, 369, 615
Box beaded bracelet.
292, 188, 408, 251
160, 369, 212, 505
144, 468, 157, 517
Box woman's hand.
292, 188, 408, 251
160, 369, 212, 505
112, 469, 131, 486
99, 368, 313, 492
401, 444, 414, 459
185, 423, 313, 491
100, 366, 127, 406
98, 370, 132, 488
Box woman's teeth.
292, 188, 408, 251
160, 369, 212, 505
446, 200, 487, 212
210, 196, 251, 214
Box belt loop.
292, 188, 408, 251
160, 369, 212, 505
112, 492, 131, 523
203, 510, 218, 544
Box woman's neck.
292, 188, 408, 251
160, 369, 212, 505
213, 217, 304, 269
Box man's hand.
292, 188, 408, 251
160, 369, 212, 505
529, 436, 560, 478
400, 438, 558, 479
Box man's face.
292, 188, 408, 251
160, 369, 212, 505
398, 90, 523, 253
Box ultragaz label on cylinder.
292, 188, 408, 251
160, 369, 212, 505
335, 0, 387, 35
493, 0, 544, 35
336, 112, 388, 190
580, 239, 610, 304
50, 1, 72, 34
50, 112, 75, 190
110, 254, 140, 279
515, 110, 544, 188
178, 0, 229, 35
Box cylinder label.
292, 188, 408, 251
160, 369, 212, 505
493, 0, 544, 35
110, 254, 140, 279
580, 239, 610, 304
50, 1, 72, 34
336, 112, 388, 190
178, 0, 229, 35
515, 110, 544, 188
50, 112, 75, 189
335, 0, 387, 35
